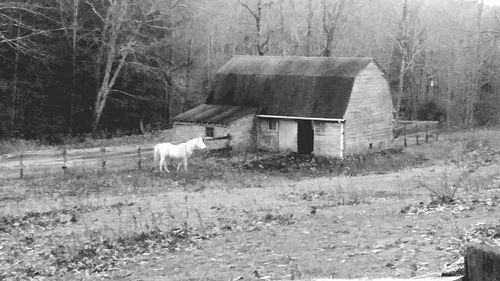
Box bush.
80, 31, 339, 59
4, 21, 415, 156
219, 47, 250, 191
417, 101, 445, 121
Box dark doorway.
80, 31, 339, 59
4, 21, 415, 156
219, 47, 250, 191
297, 120, 314, 154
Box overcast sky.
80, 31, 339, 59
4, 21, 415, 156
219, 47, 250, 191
484, 0, 500, 6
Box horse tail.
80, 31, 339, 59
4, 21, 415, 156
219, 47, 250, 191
153, 144, 159, 164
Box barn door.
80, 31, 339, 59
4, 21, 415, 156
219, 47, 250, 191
297, 120, 314, 154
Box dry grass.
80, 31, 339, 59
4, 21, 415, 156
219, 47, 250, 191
1, 128, 500, 280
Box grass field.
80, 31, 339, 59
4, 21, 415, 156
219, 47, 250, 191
1, 129, 500, 280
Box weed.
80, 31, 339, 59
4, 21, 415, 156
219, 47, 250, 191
243, 148, 427, 177
262, 212, 295, 225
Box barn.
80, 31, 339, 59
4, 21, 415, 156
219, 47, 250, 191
173, 55, 393, 157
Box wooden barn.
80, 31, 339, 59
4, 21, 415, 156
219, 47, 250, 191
173, 56, 393, 157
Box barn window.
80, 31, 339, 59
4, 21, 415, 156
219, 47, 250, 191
205, 127, 214, 137
314, 121, 326, 135
267, 119, 277, 131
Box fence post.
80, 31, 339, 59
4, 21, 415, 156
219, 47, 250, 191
62, 147, 68, 176
425, 125, 429, 143
100, 147, 106, 172
137, 146, 142, 170
403, 126, 407, 148
416, 134, 419, 145
19, 154, 24, 179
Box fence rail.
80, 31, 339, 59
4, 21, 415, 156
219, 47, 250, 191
393, 120, 440, 147
1, 134, 232, 179
203, 134, 231, 142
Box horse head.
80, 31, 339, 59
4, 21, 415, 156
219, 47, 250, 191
196, 136, 207, 150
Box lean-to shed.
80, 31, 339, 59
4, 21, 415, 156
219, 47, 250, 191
173, 55, 393, 157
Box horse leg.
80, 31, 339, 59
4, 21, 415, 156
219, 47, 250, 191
164, 157, 170, 173
183, 158, 188, 173
159, 155, 164, 172
176, 161, 182, 172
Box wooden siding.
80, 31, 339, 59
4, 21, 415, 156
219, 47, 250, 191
257, 118, 279, 151
228, 114, 255, 151
174, 113, 255, 151
278, 119, 297, 153
313, 121, 342, 157
173, 122, 229, 150
343, 61, 393, 155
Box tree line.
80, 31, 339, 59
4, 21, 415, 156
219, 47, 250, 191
0, 0, 498, 142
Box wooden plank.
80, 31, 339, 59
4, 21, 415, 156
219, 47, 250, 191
312, 276, 460, 281
203, 134, 231, 141
464, 243, 500, 281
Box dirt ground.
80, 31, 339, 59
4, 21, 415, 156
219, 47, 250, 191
1, 129, 500, 280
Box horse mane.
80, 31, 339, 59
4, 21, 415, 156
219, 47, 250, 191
185, 137, 200, 154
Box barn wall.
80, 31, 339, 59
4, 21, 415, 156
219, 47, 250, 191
257, 118, 279, 151
278, 119, 297, 153
173, 122, 229, 150
228, 114, 255, 151
343, 61, 393, 155
313, 121, 342, 157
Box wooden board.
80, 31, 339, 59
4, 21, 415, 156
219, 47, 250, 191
312, 277, 461, 281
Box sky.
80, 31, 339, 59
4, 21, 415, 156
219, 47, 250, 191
484, 0, 500, 6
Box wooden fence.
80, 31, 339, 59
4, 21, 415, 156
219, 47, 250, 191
4, 134, 232, 179
393, 120, 440, 147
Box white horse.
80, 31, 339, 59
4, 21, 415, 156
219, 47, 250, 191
153, 136, 207, 173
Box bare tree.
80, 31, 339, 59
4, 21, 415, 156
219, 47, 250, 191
0, 2, 61, 58
465, 0, 484, 127
88, 0, 192, 132
304, 0, 314, 56
57, 0, 80, 132
89, 0, 131, 132
320, 0, 347, 57
238, 0, 273, 56
393, 0, 424, 120
0, 1, 61, 133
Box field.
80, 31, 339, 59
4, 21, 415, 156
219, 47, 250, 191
1, 129, 500, 280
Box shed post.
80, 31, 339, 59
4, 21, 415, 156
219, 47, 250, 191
227, 133, 232, 148
403, 126, 407, 148
425, 125, 429, 143
62, 147, 68, 177
340, 121, 345, 159
19, 154, 24, 179
137, 146, 142, 170
100, 147, 106, 172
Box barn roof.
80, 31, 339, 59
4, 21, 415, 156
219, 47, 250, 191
206, 56, 375, 119
173, 104, 257, 125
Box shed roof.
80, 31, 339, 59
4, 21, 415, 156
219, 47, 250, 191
206, 56, 376, 119
173, 104, 257, 125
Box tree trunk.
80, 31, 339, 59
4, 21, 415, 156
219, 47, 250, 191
395, 55, 406, 120
239, 0, 269, 56
69, 0, 79, 134
255, 0, 264, 56
466, 0, 484, 128
305, 0, 313, 56
394, 0, 408, 120
91, 1, 129, 134
10, 13, 21, 130
92, 45, 129, 133
320, 0, 346, 57
164, 78, 172, 126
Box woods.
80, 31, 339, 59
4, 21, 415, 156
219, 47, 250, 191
1, 0, 500, 142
